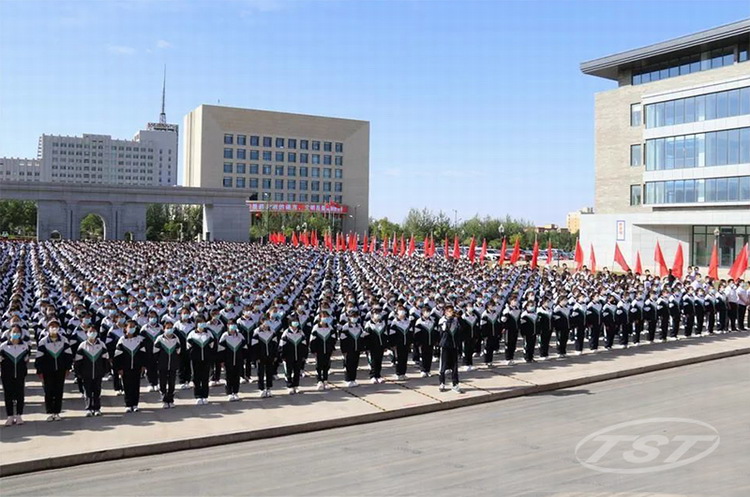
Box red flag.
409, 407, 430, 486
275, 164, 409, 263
444, 237, 449, 259
509, 237, 521, 265
408, 235, 415, 256
362, 233, 369, 253
312, 230, 319, 248
452, 235, 460, 260
399, 234, 405, 257
589, 243, 597, 273
635, 251, 643, 275
370, 235, 376, 254
291, 232, 299, 247
708, 240, 719, 280
351, 232, 357, 252
468, 237, 477, 263
479, 238, 487, 263
654, 240, 668, 277
728, 243, 749, 280
671, 243, 684, 279
546, 239, 553, 265
613, 242, 630, 272
383, 235, 390, 256
498, 238, 507, 265
574, 239, 584, 271
530, 238, 539, 269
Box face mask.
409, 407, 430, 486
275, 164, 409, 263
165, 328, 174, 336
199, 323, 208, 329
83, 318, 91, 325
10, 333, 21, 341
149, 317, 158, 325
291, 321, 300, 327
87, 332, 98, 340
49, 328, 59, 335
229, 324, 238, 332
323, 317, 333, 324
226, 304, 234, 310
126, 328, 136, 336
243, 311, 252, 317
108, 309, 116, 315
181, 314, 190, 320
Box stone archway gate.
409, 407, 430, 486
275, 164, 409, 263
0, 181, 252, 241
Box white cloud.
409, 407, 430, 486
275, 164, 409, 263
106, 45, 136, 55
156, 39, 172, 49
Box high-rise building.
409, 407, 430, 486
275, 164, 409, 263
183, 104, 370, 233
580, 19, 750, 269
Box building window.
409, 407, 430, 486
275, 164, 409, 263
262, 137, 272, 147
312, 141, 320, 151
223, 148, 233, 159
300, 140, 309, 150
299, 193, 308, 202
323, 182, 331, 192
312, 154, 320, 164
276, 138, 285, 148
630, 103, 642, 127
250, 136, 260, 146
223, 177, 232, 187
300, 180, 308, 191
335, 156, 343, 166
323, 168, 332, 178
236, 149, 246, 160
311, 194, 320, 203
275, 165, 284, 176
275, 152, 284, 162
250, 150, 259, 160
334, 195, 343, 204
249, 178, 258, 188
630, 144, 642, 167
275, 179, 284, 189
288, 152, 296, 163
630, 185, 642, 206
645, 127, 750, 171
300, 153, 309, 164
645, 87, 750, 129
249, 164, 259, 174
287, 166, 296, 176
311, 181, 320, 191
324, 142, 332, 152
312, 167, 320, 177
323, 155, 332, 165
288, 138, 297, 149
645, 176, 750, 205
287, 180, 296, 190
236, 163, 246, 174
224, 134, 233, 145
287, 193, 296, 201
236, 177, 246, 188
335, 182, 343, 192
335, 142, 343, 153
223, 163, 233, 173
263, 165, 272, 175
335, 169, 343, 179
237, 135, 246, 146
274, 193, 283, 201
262, 179, 271, 189
300, 166, 308, 177
263, 151, 272, 161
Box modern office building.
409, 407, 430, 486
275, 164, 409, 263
580, 19, 750, 270
183, 104, 370, 233
0, 157, 42, 182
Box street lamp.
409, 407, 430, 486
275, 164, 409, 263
262, 192, 270, 243
499, 224, 505, 236
453, 209, 458, 228
714, 227, 720, 266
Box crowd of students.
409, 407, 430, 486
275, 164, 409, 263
1, 240, 748, 426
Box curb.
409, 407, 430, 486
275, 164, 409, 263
2, 346, 748, 477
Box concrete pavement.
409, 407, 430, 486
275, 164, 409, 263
2, 354, 748, 496
1, 331, 749, 477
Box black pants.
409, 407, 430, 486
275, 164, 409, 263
483, 336, 499, 364
505, 329, 519, 360
368, 347, 384, 379
645, 320, 657, 342
619, 323, 631, 346
439, 347, 459, 386
604, 324, 616, 348
670, 313, 680, 338
556, 327, 570, 355
192, 360, 210, 398
632, 320, 643, 344
523, 330, 537, 362
394, 344, 409, 375
225, 364, 242, 394
122, 369, 141, 407
695, 312, 704, 334
112, 369, 123, 392
145, 355, 159, 387
420, 343, 435, 372
242, 353, 253, 380
343, 351, 361, 381
257, 357, 274, 390
462, 336, 475, 366
589, 324, 602, 350
738, 305, 746, 330
573, 324, 586, 352
718, 308, 727, 331
42, 369, 66, 414
658, 315, 669, 340
211, 358, 223, 382
159, 369, 176, 403
707, 312, 716, 333
315, 352, 331, 383
179, 352, 192, 384
82, 376, 102, 411
284, 359, 303, 388
2, 374, 25, 416
684, 314, 695, 336
728, 303, 738, 331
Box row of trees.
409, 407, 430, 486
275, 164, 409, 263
369, 208, 577, 251
0, 200, 36, 237
146, 204, 203, 241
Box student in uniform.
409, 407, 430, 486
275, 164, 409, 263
437, 304, 463, 393
536, 297, 553, 360
309, 311, 337, 391
73, 325, 109, 417
1, 325, 30, 425
34, 321, 73, 421
153, 321, 181, 409
615, 296, 631, 348
570, 296, 586, 355
139, 312, 162, 392
681, 287, 696, 337
105, 313, 126, 395
602, 295, 618, 350
279, 314, 308, 394
338, 311, 366, 387
459, 304, 480, 372
186, 317, 216, 405
173, 308, 195, 390
586, 294, 603, 351
642, 291, 658, 343
694, 288, 706, 335
628, 293, 644, 346
207, 310, 226, 387
414, 305, 440, 376
251, 320, 279, 398
519, 300, 538, 363
657, 289, 671, 341
217, 319, 246, 401
501, 295, 522, 365
551, 296, 571, 358
114, 320, 147, 413
668, 288, 682, 339
388, 306, 413, 380
364, 307, 388, 384
236, 306, 259, 383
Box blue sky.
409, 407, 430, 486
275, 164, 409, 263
1, 0, 747, 225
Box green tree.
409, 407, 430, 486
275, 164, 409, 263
0, 200, 36, 237
80, 214, 104, 240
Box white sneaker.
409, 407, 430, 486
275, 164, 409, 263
150, 385, 159, 392
241, 377, 249, 384
439, 383, 447, 392
265, 389, 272, 398
227, 395, 235, 401
301, 371, 308, 378
325, 382, 333, 389
85, 410, 94, 418
288, 387, 295, 394
506, 360, 515, 366
132, 406, 140, 412
5, 417, 14, 426
125, 407, 133, 413
632, 342, 640, 347
397, 375, 407, 381
317, 381, 325, 391
370, 377, 379, 384
575, 350, 583, 356
46, 415, 55, 422
15, 415, 24, 425
452, 385, 464, 394
163, 402, 170, 409
180, 383, 189, 390
273, 375, 280, 380
345, 381, 355, 388
466, 365, 475, 372
351, 380, 359, 387
377, 377, 386, 384
196, 398, 203, 405
105, 374, 113, 381
116, 390, 124, 396
94, 410, 102, 416
259, 390, 266, 398
420, 371, 429, 378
